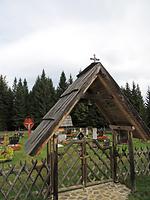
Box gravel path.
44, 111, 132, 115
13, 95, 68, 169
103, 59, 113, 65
59, 182, 130, 200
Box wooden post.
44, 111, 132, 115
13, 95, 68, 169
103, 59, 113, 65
46, 140, 52, 197
112, 130, 117, 182
128, 131, 136, 192
53, 135, 58, 200
83, 139, 87, 188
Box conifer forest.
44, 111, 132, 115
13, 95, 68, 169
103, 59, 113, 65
0, 69, 150, 131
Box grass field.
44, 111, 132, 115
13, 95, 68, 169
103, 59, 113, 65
128, 176, 150, 200
0, 131, 47, 166
0, 131, 150, 165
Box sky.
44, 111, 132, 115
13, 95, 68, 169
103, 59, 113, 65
0, 0, 150, 97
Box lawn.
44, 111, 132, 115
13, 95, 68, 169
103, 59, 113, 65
0, 131, 47, 166
128, 176, 150, 200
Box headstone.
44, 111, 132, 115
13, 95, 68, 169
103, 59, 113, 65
92, 128, 97, 139
86, 128, 89, 136
58, 134, 66, 142
9, 136, 19, 145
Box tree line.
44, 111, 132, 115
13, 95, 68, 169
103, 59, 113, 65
0, 70, 150, 131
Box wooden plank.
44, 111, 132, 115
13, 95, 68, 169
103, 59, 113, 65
97, 67, 150, 140
53, 135, 58, 200
26, 64, 100, 155
128, 131, 136, 192
80, 139, 87, 187
109, 125, 135, 131
62, 63, 100, 97
112, 130, 117, 182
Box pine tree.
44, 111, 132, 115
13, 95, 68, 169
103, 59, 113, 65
71, 100, 88, 127
12, 78, 29, 129
71, 99, 107, 128
56, 71, 68, 99
0, 75, 9, 130
5, 88, 14, 130
145, 87, 150, 127
12, 77, 17, 94
23, 78, 29, 115
131, 82, 145, 118
30, 70, 56, 126
0, 75, 14, 130
122, 82, 145, 119
122, 82, 132, 100
136, 84, 146, 119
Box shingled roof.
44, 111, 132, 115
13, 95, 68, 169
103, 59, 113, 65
25, 62, 150, 156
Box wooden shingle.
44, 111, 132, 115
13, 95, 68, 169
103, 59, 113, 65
25, 62, 150, 156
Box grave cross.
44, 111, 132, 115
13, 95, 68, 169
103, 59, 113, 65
90, 54, 100, 63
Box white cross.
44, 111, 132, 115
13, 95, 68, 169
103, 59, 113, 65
90, 54, 100, 63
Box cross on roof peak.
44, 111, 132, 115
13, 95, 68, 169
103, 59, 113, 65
90, 54, 100, 63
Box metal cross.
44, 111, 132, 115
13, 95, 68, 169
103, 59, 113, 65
90, 54, 100, 63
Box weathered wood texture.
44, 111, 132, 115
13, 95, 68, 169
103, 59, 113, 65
58, 139, 112, 191
97, 66, 150, 140
59, 115, 73, 128
25, 62, 150, 156
112, 131, 117, 183
25, 63, 100, 155
0, 160, 52, 200
0, 140, 150, 199
128, 131, 136, 192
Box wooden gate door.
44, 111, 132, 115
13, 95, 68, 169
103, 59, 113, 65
58, 138, 112, 192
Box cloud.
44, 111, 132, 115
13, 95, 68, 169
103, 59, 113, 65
0, 0, 150, 97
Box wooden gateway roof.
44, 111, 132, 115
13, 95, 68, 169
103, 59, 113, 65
25, 62, 150, 156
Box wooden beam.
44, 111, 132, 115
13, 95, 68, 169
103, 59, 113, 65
128, 131, 136, 192
109, 125, 135, 131
112, 130, 117, 182
97, 73, 149, 140
82, 92, 113, 101
53, 135, 58, 200
26, 63, 101, 156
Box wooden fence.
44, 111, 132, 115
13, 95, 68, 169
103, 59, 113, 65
0, 159, 51, 200
0, 141, 150, 200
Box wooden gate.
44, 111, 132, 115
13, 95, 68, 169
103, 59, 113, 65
58, 138, 112, 191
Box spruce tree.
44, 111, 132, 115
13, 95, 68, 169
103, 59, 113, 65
122, 82, 145, 119
30, 70, 56, 126
0, 75, 9, 130
71, 99, 107, 128
56, 71, 68, 99
5, 88, 14, 130
122, 82, 132, 100
23, 78, 29, 115
145, 87, 150, 127
12, 78, 29, 129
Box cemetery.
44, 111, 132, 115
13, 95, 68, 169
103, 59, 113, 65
0, 62, 150, 200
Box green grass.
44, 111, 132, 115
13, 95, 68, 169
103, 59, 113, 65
0, 131, 47, 167
128, 176, 150, 200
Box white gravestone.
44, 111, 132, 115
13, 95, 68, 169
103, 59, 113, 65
92, 128, 97, 139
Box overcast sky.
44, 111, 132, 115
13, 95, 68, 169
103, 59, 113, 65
0, 0, 150, 97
